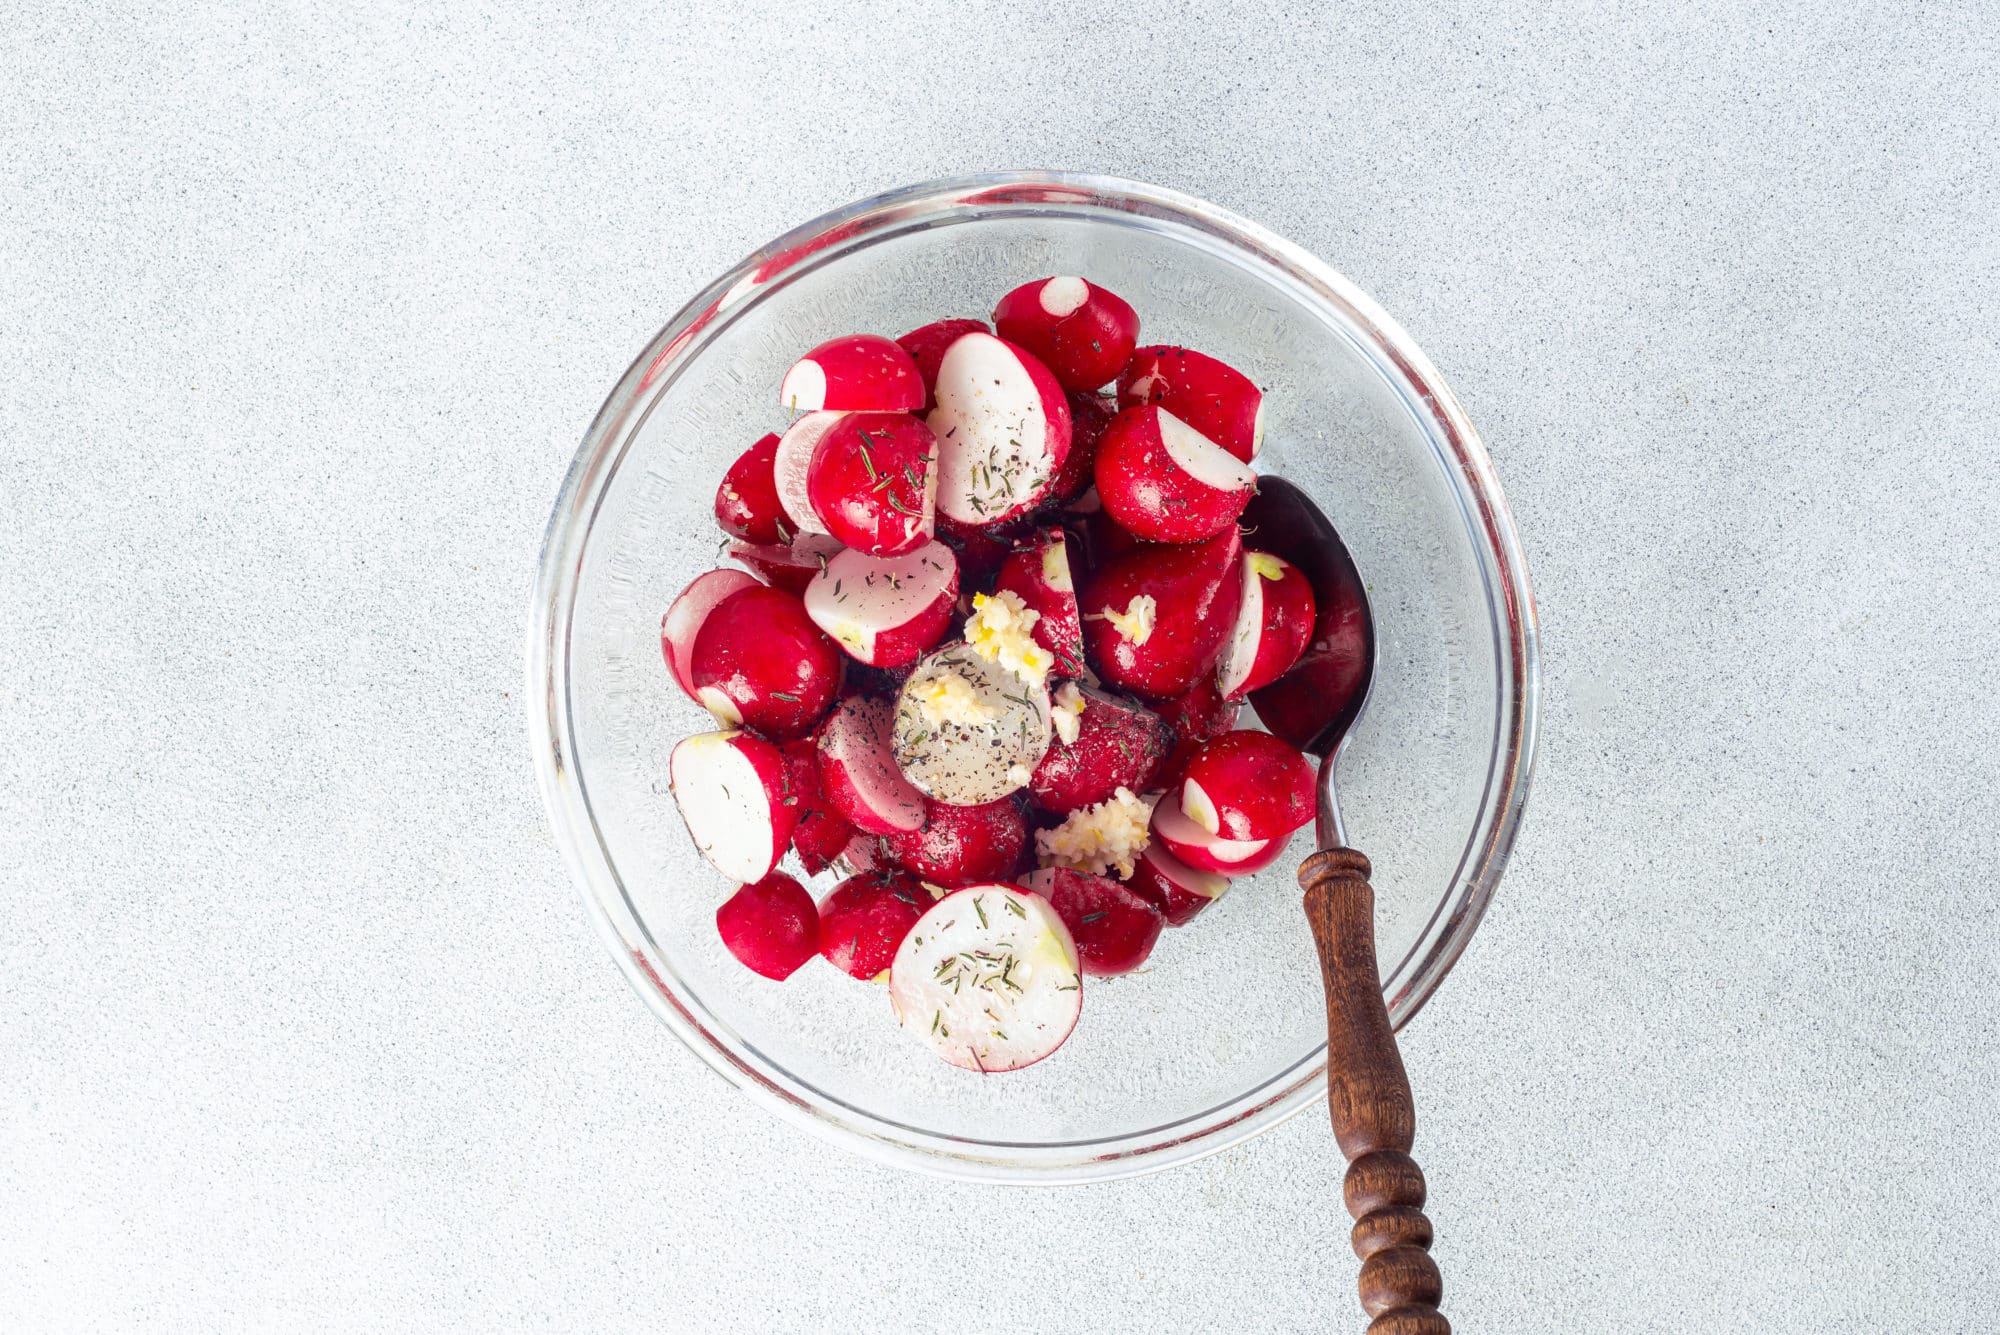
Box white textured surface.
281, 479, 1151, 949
4, 2, 1997, 1330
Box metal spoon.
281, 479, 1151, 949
1242, 478, 1448, 1335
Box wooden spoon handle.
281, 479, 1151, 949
1299, 847, 1448, 1335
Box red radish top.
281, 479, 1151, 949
714, 432, 789, 544
690, 585, 843, 740
991, 276, 1141, 393
781, 334, 923, 413
804, 413, 938, 557
1177, 729, 1316, 841
1078, 527, 1244, 701
715, 872, 820, 981
661, 568, 760, 700
1117, 346, 1265, 463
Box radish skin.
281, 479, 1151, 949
690, 585, 843, 740
804, 541, 958, 668
716, 873, 820, 980
1117, 345, 1265, 462
991, 276, 1141, 393
1093, 405, 1255, 544
815, 695, 926, 835
926, 332, 1072, 526
781, 334, 923, 413
805, 412, 938, 557
714, 432, 789, 544
661, 568, 760, 700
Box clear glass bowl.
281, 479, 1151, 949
528, 173, 1540, 1183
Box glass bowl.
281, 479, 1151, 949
528, 172, 1539, 1183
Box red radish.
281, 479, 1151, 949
781, 334, 923, 413
1021, 867, 1164, 975
1178, 729, 1316, 840
1079, 526, 1243, 701
715, 872, 820, 980
1216, 551, 1317, 699
1248, 536, 1372, 751
803, 540, 957, 668
897, 318, 988, 411
817, 872, 928, 980
926, 331, 1072, 526
1093, 404, 1256, 544
724, 532, 843, 594
1125, 842, 1231, 927
815, 695, 925, 835
781, 739, 854, 876
804, 412, 938, 556
1150, 792, 1291, 875
1029, 684, 1173, 815
690, 585, 842, 740
669, 730, 801, 883
770, 411, 845, 535
994, 528, 1085, 679
1145, 674, 1242, 790
1117, 346, 1265, 462
1048, 391, 1114, 506
991, 276, 1140, 393
881, 796, 1026, 887
661, 568, 760, 700
891, 644, 1052, 805
714, 432, 789, 544
888, 885, 1083, 1072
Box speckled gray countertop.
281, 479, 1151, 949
4, 3, 1996, 1331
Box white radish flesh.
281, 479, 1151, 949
661, 569, 759, 699
926, 333, 1068, 525
892, 643, 1052, 805
771, 411, 846, 535
1157, 409, 1258, 491
1215, 553, 1265, 699
669, 731, 790, 884
803, 541, 957, 667
888, 886, 1084, 1072
817, 696, 926, 835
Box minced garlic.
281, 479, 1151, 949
912, 670, 998, 727
1248, 551, 1287, 581
1035, 786, 1154, 880
1099, 594, 1156, 646
1050, 681, 1087, 745
966, 590, 1054, 687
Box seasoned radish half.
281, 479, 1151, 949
669, 730, 801, 883
897, 318, 988, 411
770, 411, 846, 535
817, 872, 927, 980
1180, 729, 1316, 841
661, 568, 760, 700
1094, 405, 1256, 544
715, 872, 820, 980
1022, 867, 1164, 976
815, 695, 925, 835
1117, 345, 1265, 462
1029, 684, 1173, 815
888, 886, 1084, 1072
926, 331, 1072, 526
892, 643, 1052, 804
714, 432, 788, 544
1217, 551, 1317, 699
781, 334, 923, 413
881, 795, 1027, 887
991, 276, 1141, 393
724, 533, 844, 594
690, 585, 843, 739
994, 528, 1085, 679
1126, 842, 1231, 927
1150, 793, 1291, 875
805, 413, 938, 556
1079, 527, 1243, 701
804, 541, 958, 668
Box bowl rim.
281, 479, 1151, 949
527, 170, 1541, 1184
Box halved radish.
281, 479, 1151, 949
881, 795, 1027, 887
781, 739, 853, 876
1021, 867, 1163, 976
803, 541, 958, 668
770, 411, 845, 535
716, 872, 820, 980
669, 730, 801, 883
815, 695, 925, 835
661, 568, 760, 700
1117, 346, 1264, 462
1094, 405, 1256, 544
724, 533, 843, 594
805, 412, 938, 556
1079, 526, 1243, 701
714, 432, 789, 544
887, 886, 1083, 1072
780, 334, 923, 413
1029, 684, 1173, 815
1048, 391, 1114, 507
1144, 674, 1242, 790
1150, 792, 1291, 875
690, 585, 843, 740
1247, 535, 1372, 752
1216, 551, 1317, 699
1125, 842, 1231, 927
897, 318, 989, 411
995, 528, 1085, 679
926, 331, 1072, 526
817, 872, 928, 980
992, 276, 1141, 392
891, 643, 1052, 804
1179, 729, 1316, 841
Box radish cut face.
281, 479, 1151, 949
661, 568, 760, 700
926, 332, 1071, 526
892, 643, 1052, 804
771, 411, 846, 535
816, 695, 925, 835
803, 541, 958, 668
888, 886, 1083, 1072
1150, 793, 1290, 875
1216, 551, 1316, 699
669, 730, 796, 884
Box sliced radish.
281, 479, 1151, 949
713, 432, 789, 544
1125, 842, 1231, 927
881, 795, 1027, 887
716, 872, 820, 980
897, 318, 988, 411
1117, 345, 1265, 462
781, 739, 853, 876
669, 730, 800, 883
803, 540, 958, 668
1048, 391, 1114, 506
815, 695, 925, 835
891, 643, 1052, 804
1150, 792, 1290, 875
689, 585, 843, 740
770, 411, 845, 535
1143, 674, 1243, 790
888, 886, 1083, 1072
817, 872, 928, 980
780, 334, 923, 413
1180, 729, 1317, 840
661, 568, 760, 700
994, 528, 1085, 679
1216, 550, 1317, 699
804, 412, 938, 556
1021, 867, 1164, 976
1029, 684, 1173, 815
724, 532, 844, 594
926, 331, 1072, 526
1094, 405, 1256, 544
991, 276, 1141, 393
1079, 526, 1243, 701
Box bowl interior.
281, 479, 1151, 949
538, 178, 1531, 1180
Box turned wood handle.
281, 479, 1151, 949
1299, 847, 1448, 1335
